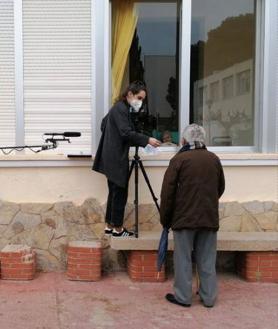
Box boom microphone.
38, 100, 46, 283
44, 132, 81, 137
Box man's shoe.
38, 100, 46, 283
112, 228, 134, 237
200, 299, 214, 308
202, 303, 214, 308
165, 294, 191, 307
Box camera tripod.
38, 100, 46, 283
128, 146, 160, 238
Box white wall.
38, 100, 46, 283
0, 161, 276, 204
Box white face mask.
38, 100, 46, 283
129, 99, 143, 112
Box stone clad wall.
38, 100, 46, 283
219, 201, 278, 232
0, 199, 105, 272
0, 199, 277, 272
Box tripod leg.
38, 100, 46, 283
138, 160, 160, 212
129, 159, 139, 237
128, 160, 135, 181
134, 159, 139, 238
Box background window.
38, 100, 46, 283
198, 86, 208, 107
190, 0, 256, 146
222, 76, 234, 99
210, 81, 220, 102
237, 70, 251, 95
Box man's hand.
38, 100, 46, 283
148, 137, 161, 147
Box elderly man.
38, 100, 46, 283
160, 124, 225, 308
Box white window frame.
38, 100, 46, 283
93, 0, 278, 155
259, 0, 278, 153
182, 0, 260, 153
14, 0, 24, 146
91, 0, 111, 154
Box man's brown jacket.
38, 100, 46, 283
160, 147, 225, 231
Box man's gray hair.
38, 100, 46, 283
182, 124, 206, 143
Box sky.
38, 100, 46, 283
134, 0, 255, 55
191, 0, 255, 43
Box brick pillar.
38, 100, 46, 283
67, 241, 102, 281
0, 245, 36, 280
128, 250, 166, 282
237, 251, 278, 283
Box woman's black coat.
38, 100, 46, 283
92, 100, 149, 187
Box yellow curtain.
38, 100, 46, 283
112, 0, 138, 104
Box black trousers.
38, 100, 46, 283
105, 180, 128, 227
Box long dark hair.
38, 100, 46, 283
117, 80, 147, 103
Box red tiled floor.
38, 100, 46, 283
0, 272, 277, 329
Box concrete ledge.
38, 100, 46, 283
0, 152, 277, 168
68, 241, 101, 249
1, 244, 31, 253
110, 231, 278, 251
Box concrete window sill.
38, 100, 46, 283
0, 153, 276, 167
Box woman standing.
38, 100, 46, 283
93, 81, 160, 237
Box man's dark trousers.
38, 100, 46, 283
173, 229, 217, 306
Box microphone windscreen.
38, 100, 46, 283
63, 132, 81, 137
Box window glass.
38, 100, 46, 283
190, 0, 256, 146
129, 1, 180, 146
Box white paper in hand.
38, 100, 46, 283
144, 144, 159, 155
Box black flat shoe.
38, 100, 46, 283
165, 294, 191, 307
112, 228, 134, 237
104, 228, 113, 235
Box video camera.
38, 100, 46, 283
130, 105, 157, 135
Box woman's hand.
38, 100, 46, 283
148, 137, 161, 147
